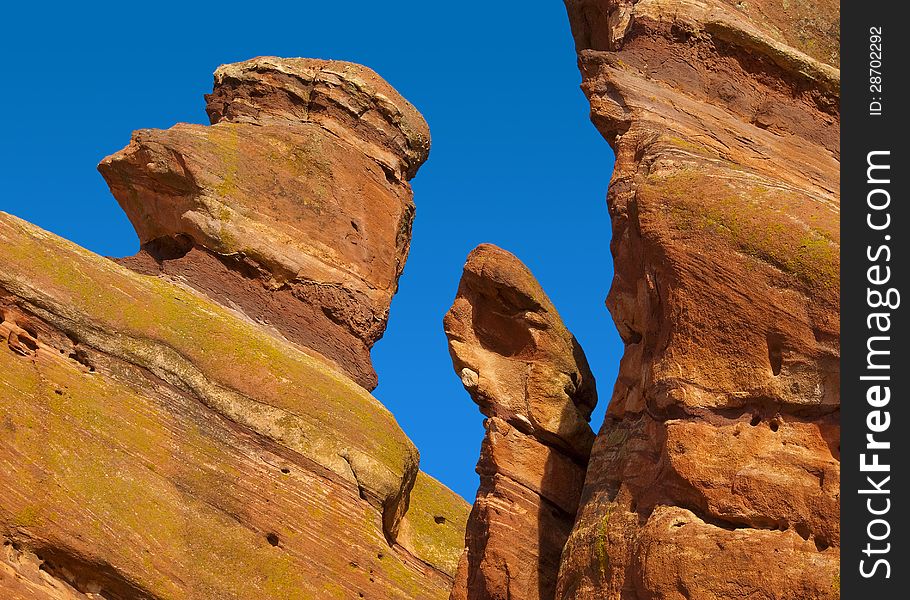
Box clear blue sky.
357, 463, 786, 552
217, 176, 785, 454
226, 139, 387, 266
0, 1, 619, 501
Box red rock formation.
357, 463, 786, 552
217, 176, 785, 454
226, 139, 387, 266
558, 1, 840, 598
99, 57, 430, 390
444, 244, 597, 600
1, 57, 467, 600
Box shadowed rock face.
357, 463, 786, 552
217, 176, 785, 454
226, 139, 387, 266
99, 57, 430, 390
444, 244, 597, 600
1, 57, 467, 600
558, 1, 840, 598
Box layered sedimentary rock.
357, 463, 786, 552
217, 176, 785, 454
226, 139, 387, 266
1, 57, 468, 599
444, 244, 597, 600
558, 1, 840, 598
100, 57, 430, 390
0, 212, 466, 600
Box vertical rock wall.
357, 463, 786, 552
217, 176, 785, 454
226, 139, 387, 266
558, 1, 840, 598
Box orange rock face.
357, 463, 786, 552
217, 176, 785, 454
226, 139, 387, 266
558, 1, 840, 598
1, 58, 468, 600
99, 57, 430, 390
444, 244, 597, 600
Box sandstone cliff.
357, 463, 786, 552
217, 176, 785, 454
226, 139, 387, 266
558, 1, 840, 598
444, 244, 598, 600
0, 58, 467, 600
100, 57, 430, 391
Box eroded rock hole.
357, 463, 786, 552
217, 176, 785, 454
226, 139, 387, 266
619, 325, 642, 345
19, 335, 39, 353
769, 419, 780, 432
266, 532, 280, 547
433, 515, 446, 525
766, 332, 783, 376
143, 234, 194, 262
280, 467, 290, 474
71, 348, 95, 372
750, 415, 761, 427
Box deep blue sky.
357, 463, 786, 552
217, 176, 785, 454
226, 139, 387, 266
0, 2, 619, 501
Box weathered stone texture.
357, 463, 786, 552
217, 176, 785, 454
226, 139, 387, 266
444, 244, 597, 600
557, 1, 840, 598
100, 57, 430, 390
1, 57, 466, 600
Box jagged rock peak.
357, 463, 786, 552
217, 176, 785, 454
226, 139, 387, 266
444, 243, 597, 600
98, 57, 430, 390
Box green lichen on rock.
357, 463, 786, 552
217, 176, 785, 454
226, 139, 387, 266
0, 211, 462, 599
594, 505, 615, 576
0, 211, 417, 533
398, 471, 471, 576
0, 341, 450, 599
0, 342, 312, 599
644, 168, 839, 292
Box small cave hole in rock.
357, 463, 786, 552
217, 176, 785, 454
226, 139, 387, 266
266, 532, 280, 547
20, 336, 39, 352
351, 220, 360, 232
766, 332, 783, 376
144, 234, 194, 262
750, 414, 762, 427
815, 537, 830, 551
433, 515, 446, 525
377, 552, 384, 560
280, 467, 290, 474
794, 523, 811, 541
769, 419, 780, 432
54, 389, 64, 396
